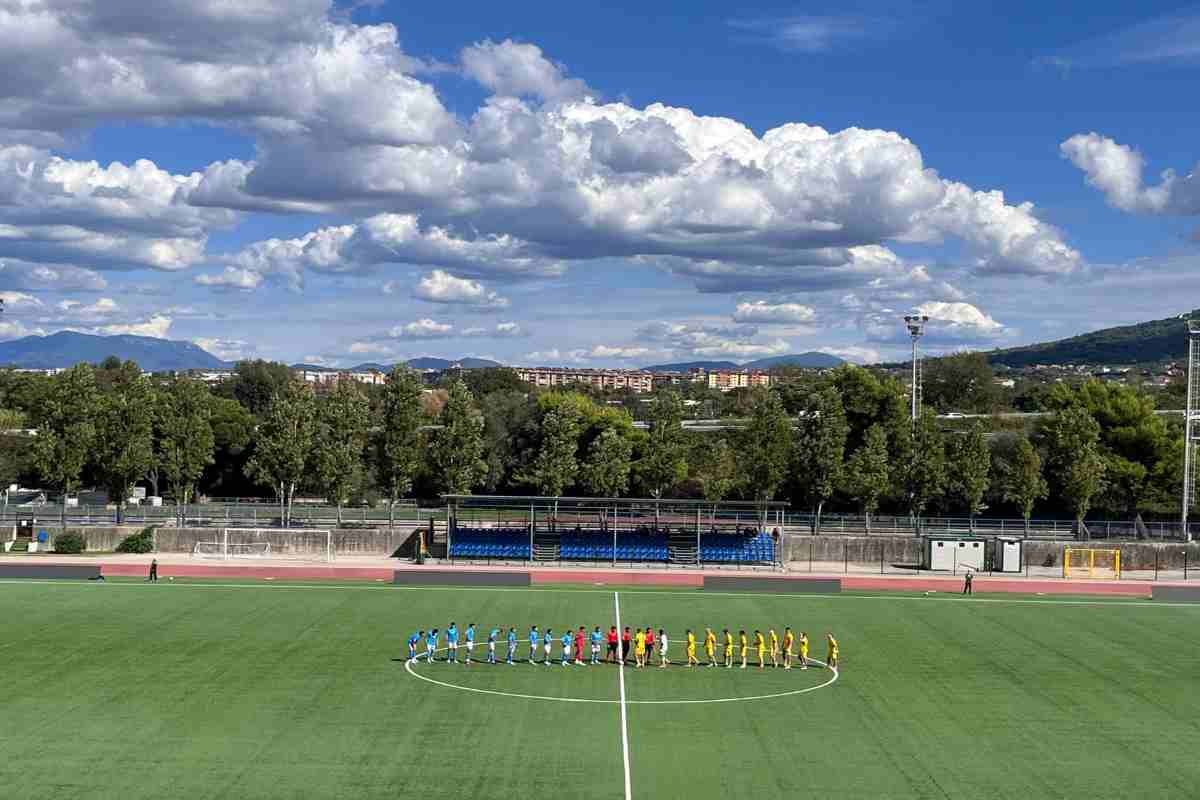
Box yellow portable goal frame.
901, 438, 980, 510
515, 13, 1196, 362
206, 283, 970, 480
1062, 546, 1121, 579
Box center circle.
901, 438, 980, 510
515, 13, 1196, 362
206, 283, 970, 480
403, 645, 838, 705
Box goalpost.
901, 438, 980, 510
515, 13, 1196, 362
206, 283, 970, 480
1062, 546, 1120, 579
192, 528, 334, 562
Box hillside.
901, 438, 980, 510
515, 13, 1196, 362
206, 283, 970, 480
640, 360, 739, 373
0, 331, 226, 371
987, 310, 1199, 368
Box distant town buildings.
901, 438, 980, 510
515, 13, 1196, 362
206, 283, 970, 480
514, 366, 775, 393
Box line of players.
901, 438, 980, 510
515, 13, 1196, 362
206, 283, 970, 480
407, 623, 839, 670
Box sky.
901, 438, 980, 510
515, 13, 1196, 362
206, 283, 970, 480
0, 0, 1198, 368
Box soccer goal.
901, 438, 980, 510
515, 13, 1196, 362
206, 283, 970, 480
1062, 546, 1120, 579
192, 528, 334, 562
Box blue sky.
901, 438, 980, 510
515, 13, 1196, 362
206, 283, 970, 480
0, 0, 1198, 366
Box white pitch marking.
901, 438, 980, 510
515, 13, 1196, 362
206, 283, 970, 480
614, 591, 632, 800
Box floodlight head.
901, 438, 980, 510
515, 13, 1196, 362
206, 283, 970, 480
904, 314, 929, 339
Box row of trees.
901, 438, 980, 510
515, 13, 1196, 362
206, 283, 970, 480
0, 360, 1187, 527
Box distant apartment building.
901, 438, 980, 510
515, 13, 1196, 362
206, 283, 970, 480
514, 367, 654, 393
702, 369, 772, 392
293, 368, 386, 389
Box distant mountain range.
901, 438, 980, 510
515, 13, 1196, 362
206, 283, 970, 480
0, 332, 226, 371
987, 310, 1200, 368
642, 352, 846, 373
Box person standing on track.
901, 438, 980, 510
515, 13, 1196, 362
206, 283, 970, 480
963, 571, 973, 595
607, 626, 619, 664
622, 626, 632, 663
529, 625, 540, 664
147, 558, 158, 582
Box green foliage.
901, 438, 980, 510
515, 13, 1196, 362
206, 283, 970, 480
158, 377, 215, 515
841, 424, 890, 520
312, 381, 370, 519
444, 367, 527, 398
689, 436, 737, 504
518, 408, 582, 497
245, 380, 317, 526
998, 434, 1048, 520
821, 365, 909, 455
218, 360, 294, 417
902, 410, 947, 519
634, 389, 688, 498
945, 422, 991, 518
478, 390, 537, 492
429, 380, 486, 496
116, 526, 156, 554
53, 531, 85, 554
33, 364, 98, 517
1039, 405, 1106, 524
374, 367, 425, 517
581, 427, 633, 497
736, 389, 793, 510
202, 395, 255, 496
793, 388, 848, 525
92, 370, 156, 520
922, 352, 999, 413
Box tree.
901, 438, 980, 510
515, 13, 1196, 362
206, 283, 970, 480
312, 381, 370, 525
201, 396, 255, 497
1040, 406, 1107, 536
793, 388, 848, 534
218, 359, 293, 417
478, 390, 537, 492
518, 408, 581, 498
92, 369, 156, 523
946, 422, 991, 527
429, 379, 486, 496
736, 389, 793, 526
840, 424, 890, 533
903, 410, 947, 527
245, 380, 317, 527
581, 426, 634, 498
32, 364, 99, 524
634, 389, 688, 499
1000, 434, 1048, 528
158, 378, 215, 525
690, 436, 737, 511
374, 367, 425, 528
922, 352, 999, 413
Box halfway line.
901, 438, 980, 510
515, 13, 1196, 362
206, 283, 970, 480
614, 591, 632, 800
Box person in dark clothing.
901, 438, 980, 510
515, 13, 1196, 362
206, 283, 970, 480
962, 571, 973, 595
147, 558, 158, 582
621, 627, 631, 663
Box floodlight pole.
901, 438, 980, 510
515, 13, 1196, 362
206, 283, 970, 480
904, 314, 929, 426
1182, 318, 1200, 542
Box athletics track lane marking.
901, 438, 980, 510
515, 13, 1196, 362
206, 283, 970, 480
614, 591, 632, 800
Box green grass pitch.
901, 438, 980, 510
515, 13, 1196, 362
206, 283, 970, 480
2, 579, 1199, 800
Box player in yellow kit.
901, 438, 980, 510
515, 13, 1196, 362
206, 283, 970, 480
798, 631, 809, 670
782, 627, 794, 670
738, 630, 748, 669
634, 628, 646, 668
826, 632, 838, 669
754, 630, 766, 669
723, 629, 734, 668
686, 629, 698, 666
704, 628, 717, 667
768, 628, 780, 668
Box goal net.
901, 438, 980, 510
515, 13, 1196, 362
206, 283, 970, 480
192, 528, 334, 562
1062, 547, 1120, 580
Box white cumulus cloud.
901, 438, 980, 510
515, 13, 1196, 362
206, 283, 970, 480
732, 301, 816, 325
1061, 133, 1200, 216
413, 270, 510, 308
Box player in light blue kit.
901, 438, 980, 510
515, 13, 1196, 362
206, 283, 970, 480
543, 628, 554, 665
590, 626, 603, 665
464, 623, 476, 666
446, 622, 458, 663
528, 626, 540, 664
408, 630, 422, 661
487, 627, 499, 664
425, 628, 439, 662
560, 630, 573, 666
506, 627, 518, 665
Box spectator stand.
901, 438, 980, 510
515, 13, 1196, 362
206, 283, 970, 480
442, 495, 787, 569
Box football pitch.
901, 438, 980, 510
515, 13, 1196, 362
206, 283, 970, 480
2, 580, 1199, 800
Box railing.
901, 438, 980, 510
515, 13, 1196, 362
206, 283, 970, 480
780, 513, 1198, 541
0, 502, 435, 528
